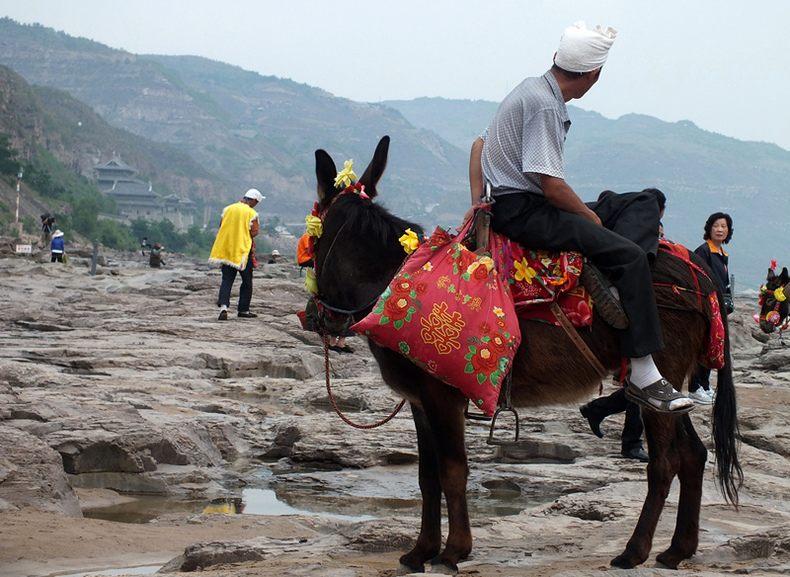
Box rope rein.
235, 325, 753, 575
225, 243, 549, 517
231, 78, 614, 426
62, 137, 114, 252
322, 331, 405, 429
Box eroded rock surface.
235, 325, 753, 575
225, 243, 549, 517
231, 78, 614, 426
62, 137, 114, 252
1, 249, 790, 576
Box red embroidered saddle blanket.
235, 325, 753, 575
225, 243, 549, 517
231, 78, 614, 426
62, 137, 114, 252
490, 232, 593, 328
494, 235, 725, 370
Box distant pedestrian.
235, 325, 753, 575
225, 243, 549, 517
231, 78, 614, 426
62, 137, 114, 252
50, 230, 65, 263
208, 189, 264, 320
297, 232, 313, 277
149, 243, 166, 268
41, 214, 56, 250
140, 237, 148, 256
267, 249, 281, 264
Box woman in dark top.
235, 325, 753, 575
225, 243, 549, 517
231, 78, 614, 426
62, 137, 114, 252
688, 212, 733, 404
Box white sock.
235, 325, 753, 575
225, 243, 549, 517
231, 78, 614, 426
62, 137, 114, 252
220, 305, 228, 312
629, 355, 662, 389
629, 355, 693, 411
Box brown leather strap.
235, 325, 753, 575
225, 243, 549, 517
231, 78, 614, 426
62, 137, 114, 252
549, 302, 608, 378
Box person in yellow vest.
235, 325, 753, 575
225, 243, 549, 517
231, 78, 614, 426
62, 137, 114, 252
209, 189, 264, 320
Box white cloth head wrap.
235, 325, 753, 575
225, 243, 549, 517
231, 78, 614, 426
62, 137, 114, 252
555, 21, 617, 73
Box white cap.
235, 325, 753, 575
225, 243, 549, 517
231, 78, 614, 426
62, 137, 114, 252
555, 21, 617, 73
244, 188, 265, 202
271, 250, 280, 256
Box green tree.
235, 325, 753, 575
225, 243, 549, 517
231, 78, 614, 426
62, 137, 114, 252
260, 216, 283, 235
21, 163, 54, 197
0, 134, 21, 177
129, 218, 152, 243
95, 219, 136, 249
71, 194, 100, 238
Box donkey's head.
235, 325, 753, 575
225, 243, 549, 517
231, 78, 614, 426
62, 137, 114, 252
314, 135, 390, 213
312, 136, 420, 337
759, 266, 789, 333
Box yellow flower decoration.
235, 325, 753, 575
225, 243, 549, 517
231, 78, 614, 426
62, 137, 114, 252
493, 306, 505, 318
304, 268, 318, 295
399, 228, 420, 254
334, 159, 357, 189
514, 258, 536, 284
478, 256, 495, 272
775, 286, 786, 302
305, 214, 323, 238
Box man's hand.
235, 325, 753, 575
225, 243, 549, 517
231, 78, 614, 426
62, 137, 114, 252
541, 174, 601, 225
459, 205, 476, 232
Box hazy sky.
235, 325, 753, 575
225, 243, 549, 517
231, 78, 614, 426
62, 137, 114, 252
2, 1, 789, 150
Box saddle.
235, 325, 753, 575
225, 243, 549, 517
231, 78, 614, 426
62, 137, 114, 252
478, 216, 626, 330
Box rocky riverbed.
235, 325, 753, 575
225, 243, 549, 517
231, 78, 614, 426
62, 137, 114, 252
1, 242, 790, 577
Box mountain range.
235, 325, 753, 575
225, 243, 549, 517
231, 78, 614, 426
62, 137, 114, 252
0, 17, 786, 290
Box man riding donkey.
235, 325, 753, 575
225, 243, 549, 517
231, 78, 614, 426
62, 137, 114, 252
467, 21, 693, 415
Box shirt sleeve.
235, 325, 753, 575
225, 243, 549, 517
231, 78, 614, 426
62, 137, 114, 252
521, 108, 565, 179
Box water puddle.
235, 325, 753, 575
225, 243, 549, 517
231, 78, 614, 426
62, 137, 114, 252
53, 565, 160, 577
83, 465, 551, 525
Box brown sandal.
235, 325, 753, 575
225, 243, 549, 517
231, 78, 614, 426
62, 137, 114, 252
625, 378, 694, 415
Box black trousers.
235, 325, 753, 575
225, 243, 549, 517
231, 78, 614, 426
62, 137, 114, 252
688, 365, 711, 392
688, 308, 728, 392
585, 387, 644, 451
491, 191, 663, 358
218, 254, 254, 312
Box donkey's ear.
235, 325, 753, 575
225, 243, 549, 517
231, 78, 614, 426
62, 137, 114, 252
357, 136, 390, 199
781, 267, 789, 283
315, 149, 338, 204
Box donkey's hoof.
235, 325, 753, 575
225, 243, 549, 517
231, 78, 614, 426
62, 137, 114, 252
656, 549, 685, 569
397, 558, 424, 574
610, 552, 640, 569
429, 559, 458, 575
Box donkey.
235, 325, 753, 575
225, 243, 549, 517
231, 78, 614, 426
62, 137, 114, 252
758, 265, 789, 337
312, 136, 741, 574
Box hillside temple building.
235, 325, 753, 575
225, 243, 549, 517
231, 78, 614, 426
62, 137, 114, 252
94, 156, 195, 230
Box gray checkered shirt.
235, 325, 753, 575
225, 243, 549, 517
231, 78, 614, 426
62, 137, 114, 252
480, 70, 571, 196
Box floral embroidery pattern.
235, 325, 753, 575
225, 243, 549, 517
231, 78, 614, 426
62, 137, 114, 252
352, 225, 522, 416
372, 283, 420, 330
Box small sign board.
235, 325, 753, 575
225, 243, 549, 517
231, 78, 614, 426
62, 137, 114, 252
15, 244, 32, 254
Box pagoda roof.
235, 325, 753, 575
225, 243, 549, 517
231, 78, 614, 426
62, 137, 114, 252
102, 181, 158, 198
94, 156, 137, 174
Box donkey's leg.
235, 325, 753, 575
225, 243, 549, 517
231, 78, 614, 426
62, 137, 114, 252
397, 383, 471, 574
611, 411, 678, 568
427, 391, 472, 574
398, 402, 443, 574
656, 414, 707, 568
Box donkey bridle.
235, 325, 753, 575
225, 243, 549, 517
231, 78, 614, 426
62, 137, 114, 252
760, 281, 789, 326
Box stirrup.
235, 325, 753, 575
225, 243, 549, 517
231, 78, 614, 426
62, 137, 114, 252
486, 372, 520, 445
580, 260, 629, 330
487, 406, 520, 445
